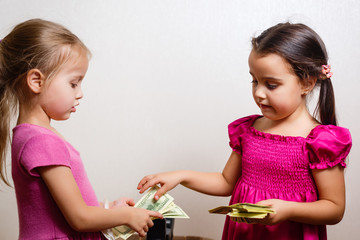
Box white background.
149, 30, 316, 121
0, 1, 359, 239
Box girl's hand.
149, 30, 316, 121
248, 199, 293, 225
126, 207, 163, 237
137, 171, 182, 200
110, 197, 135, 208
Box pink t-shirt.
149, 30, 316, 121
12, 124, 105, 239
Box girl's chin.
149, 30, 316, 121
260, 110, 277, 120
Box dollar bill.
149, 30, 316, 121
207, 205, 233, 214
102, 186, 189, 240
135, 186, 174, 211
161, 202, 189, 218
209, 203, 274, 223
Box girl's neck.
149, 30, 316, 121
17, 102, 66, 140
254, 110, 319, 138
17, 112, 66, 140
17, 104, 52, 131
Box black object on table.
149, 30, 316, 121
146, 218, 174, 240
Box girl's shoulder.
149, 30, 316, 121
305, 124, 352, 169
12, 123, 76, 155
228, 115, 261, 154
13, 123, 61, 143
307, 124, 352, 143
228, 115, 260, 132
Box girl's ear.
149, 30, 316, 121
301, 76, 317, 95
26, 69, 45, 94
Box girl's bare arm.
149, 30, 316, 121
138, 151, 242, 199
39, 166, 162, 236
257, 165, 345, 225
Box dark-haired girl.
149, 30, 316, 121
137, 22, 352, 239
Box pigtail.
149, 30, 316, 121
0, 91, 12, 187
0, 39, 12, 187
315, 78, 337, 126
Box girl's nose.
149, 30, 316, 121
253, 85, 266, 100
76, 87, 83, 99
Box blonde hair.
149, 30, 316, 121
0, 19, 90, 186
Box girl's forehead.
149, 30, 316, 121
68, 45, 89, 61
248, 50, 294, 76
59, 46, 89, 68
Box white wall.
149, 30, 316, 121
0, 0, 359, 239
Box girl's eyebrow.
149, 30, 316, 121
249, 71, 283, 81
73, 74, 85, 80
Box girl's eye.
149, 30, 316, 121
251, 79, 258, 85
71, 83, 78, 88
266, 83, 277, 90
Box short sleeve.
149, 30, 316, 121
228, 115, 258, 155
20, 134, 71, 177
305, 125, 352, 169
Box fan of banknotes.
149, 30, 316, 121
102, 186, 189, 240
208, 203, 275, 224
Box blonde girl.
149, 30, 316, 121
0, 19, 161, 239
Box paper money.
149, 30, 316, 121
161, 202, 189, 218
209, 203, 274, 224
103, 186, 189, 240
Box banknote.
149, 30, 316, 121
102, 186, 189, 240
161, 202, 189, 218
209, 203, 274, 223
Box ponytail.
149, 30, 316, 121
0, 39, 12, 187
315, 79, 337, 126
0, 87, 12, 187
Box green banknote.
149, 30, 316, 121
102, 186, 188, 240
209, 203, 275, 224
161, 202, 189, 218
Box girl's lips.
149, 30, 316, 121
72, 104, 79, 112
259, 104, 271, 110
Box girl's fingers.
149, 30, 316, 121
140, 178, 162, 194
138, 229, 146, 237
148, 210, 163, 219
154, 187, 168, 200
137, 175, 154, 190
147, 218, 154, 228
126, 199, 135, 206
137, 176, 156, 193
138, 183, 151, 194
137, 177, 148, 190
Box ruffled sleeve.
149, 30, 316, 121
228, 115, 259, 155
305, 125, 352, 169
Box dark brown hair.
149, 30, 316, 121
251, 22, 336, 126
0, 19, 90, 186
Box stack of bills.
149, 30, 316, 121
209, 203, 275, 224
102, 186, 189, 240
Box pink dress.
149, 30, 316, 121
12, 124, 106, 239
222, 115, 352, 240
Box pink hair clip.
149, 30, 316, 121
321, 64, 333, 79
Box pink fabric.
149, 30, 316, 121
222, 115, 352, 240
12, 124, 105, 240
